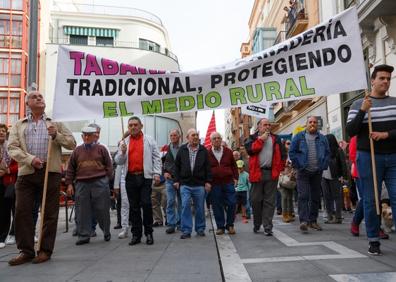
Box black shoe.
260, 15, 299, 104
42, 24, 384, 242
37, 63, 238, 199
264, 228, 273, 236
129, 236, 141, 246
76, 238, 90, 245
104, 234, 111, 242
152, 222, 163, 227
180, 233, 191, 239
166, 227, 175, 234
72, 229, 78, 236
253, 226, 260, 233
368, 241, 382, 256
113, 224, 122, 230
146, 234, 154, 245
90, 231, 97, 237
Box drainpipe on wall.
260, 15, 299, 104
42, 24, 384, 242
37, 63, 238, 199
27, 0, 39, 87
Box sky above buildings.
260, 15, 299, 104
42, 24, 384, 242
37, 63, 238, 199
88, 0, 255, 138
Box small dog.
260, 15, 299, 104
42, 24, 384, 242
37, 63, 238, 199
381, 203, 394, 234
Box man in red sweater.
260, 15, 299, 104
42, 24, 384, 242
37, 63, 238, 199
208, 132, 238, 235
66, 127, 113, 245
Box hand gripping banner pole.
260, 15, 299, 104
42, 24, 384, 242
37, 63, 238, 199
365, 90, 380, 215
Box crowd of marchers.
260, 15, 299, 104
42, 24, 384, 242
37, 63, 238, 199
0, 64, 396, 266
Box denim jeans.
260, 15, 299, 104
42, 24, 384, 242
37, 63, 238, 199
357, 151, 396, 241
296, 170, 322, 223
352, 178, 364, 225
211, 183, 236, 230
166, 179, 182, 228
180, 185, 205, 235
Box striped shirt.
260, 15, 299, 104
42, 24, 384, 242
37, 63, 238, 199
187, 143, 199, 172
25, 113, 49, 161
346, 96, 396, 154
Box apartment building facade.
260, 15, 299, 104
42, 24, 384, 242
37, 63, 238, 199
42, 1, 195, 150
0, 0, 29, 126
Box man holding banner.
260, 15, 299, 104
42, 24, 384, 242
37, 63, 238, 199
7, 90, 76, 265
346, 64, 396, 256
114, 116, 161, 246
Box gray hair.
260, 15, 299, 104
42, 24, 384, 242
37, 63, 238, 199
169, 128, 181, 136
210, 132, 222, 140
186, 128, 198, 137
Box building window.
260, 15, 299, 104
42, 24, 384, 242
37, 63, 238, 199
69, 35, 88, 45
252, 27, 277, 54
0, 15, 23, 48
0, 0, 23, 10
139, 38, 160, 52
0, 54, 21, 87
96, 36, 113, 46
344, 0, 356, 9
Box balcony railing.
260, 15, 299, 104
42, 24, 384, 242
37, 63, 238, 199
52, 1, 163, 26
49, 37, 178, 62
285, 0, 308, 37
274, 31, 287, 45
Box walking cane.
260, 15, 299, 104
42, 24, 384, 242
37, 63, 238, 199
365, 90, 380, 215
37, 139, 52, 252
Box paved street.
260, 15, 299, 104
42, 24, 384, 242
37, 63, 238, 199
1, 208, 396, 282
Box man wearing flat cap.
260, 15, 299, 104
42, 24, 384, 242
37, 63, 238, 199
65, 126, 113, 246
346, 64, 396, 256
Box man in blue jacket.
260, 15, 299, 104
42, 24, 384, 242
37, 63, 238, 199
289, 116, 330, 233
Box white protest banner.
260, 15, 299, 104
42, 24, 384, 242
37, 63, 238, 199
53, 7, 367, 121
241, 104, 270, 119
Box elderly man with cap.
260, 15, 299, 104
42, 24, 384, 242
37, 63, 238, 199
7, 89, 76, 265
346, 64, 396, 256
65, 126, 113, 245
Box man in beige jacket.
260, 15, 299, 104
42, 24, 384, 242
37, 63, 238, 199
7, 90, 76, 266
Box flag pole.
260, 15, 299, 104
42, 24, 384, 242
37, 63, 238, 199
365, 90, 380, 216
37, 139, 52, 252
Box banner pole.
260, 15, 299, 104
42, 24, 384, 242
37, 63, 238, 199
121, 116, 125, 139
37, 139, 52, 252
365, 90, 380, 216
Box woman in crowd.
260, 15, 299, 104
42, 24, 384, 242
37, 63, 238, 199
0, 123, 18, 248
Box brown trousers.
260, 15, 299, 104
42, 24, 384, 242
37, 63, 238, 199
15, 168, 61, 256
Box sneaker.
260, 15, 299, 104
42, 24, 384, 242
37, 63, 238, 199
368, 241, 382, 256
197, 231, 205, 237
216, 229, 225, 235
227, 226, 236, 235
152, 222, 163, 227
300, 222, 308, 233
253, 226, 260, 233
379, 230, 390, 240
350, 222, 360, 236
5, 235, 15, 245
264, 228, 273, 236
0, 242, 5, 249
118, 229, 128, 239
308, 222, 323, 231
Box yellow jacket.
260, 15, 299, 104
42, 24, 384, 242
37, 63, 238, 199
8, 116, 76, 176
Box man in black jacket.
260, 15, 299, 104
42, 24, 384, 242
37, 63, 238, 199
163, 129, 182, 234
174, 128, 212, 239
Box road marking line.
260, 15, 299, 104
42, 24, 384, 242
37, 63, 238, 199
241, 229, 366, 264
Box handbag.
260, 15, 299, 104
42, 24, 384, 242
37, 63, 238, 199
279, 174, 297, 190
4, 183, 15, 199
